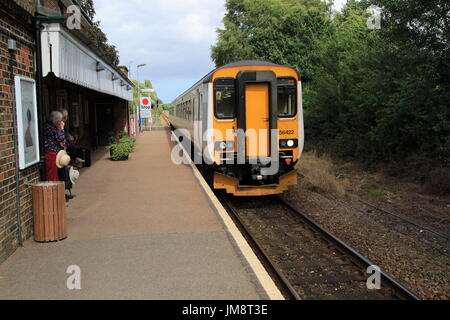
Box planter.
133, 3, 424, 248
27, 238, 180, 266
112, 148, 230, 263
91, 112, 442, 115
109, 149, 129, 161
108, 136, 134, 161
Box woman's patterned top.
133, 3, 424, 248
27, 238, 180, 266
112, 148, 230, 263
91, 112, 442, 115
44, 121, 66, 153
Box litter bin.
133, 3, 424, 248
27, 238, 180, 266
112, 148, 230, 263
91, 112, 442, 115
31, 181, 67, 242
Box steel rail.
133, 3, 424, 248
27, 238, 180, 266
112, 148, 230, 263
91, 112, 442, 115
277, 196, 421, 300
218, 194, 302, 300
359, 200, 450, 241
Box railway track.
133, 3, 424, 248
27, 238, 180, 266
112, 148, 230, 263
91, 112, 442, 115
216, 192, 420, 300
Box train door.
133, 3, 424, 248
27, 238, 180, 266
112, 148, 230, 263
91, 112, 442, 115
245, 84, 270, 158
236, 71, 278, 163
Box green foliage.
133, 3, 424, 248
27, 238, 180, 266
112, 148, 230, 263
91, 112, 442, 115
212, 0, 450, 172
88, 22, 120, 66
211, 0, 333, 80
78, 0, 95, 21
131, 79, 161, 114
109, 142, 132, 161
365, 185, 384, 198
79, 1, 120, 66
108, 132, 136, 160
306, 0, 450, 166
119, 136, 136, 152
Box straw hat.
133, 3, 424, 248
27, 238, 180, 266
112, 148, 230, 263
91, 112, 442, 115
69, 166, 80, 185
56, 150, 71, 169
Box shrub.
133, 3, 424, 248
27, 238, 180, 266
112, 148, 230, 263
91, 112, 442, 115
109, 142, 133, 161
296, 152, 347, 197
119, 136, 136, 152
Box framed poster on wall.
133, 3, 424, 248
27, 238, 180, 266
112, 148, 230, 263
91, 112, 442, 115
14, 76, 40, 170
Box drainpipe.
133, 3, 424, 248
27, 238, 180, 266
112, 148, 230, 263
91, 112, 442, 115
35, 18, 46, 181
8, 43, 23, 247
34, 15, 67, 180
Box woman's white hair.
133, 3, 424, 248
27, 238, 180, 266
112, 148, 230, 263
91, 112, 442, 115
50, 110, 63, 124
58, 108, 68, 118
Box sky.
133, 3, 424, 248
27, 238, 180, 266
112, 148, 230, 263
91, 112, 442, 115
95, 0, 347, 103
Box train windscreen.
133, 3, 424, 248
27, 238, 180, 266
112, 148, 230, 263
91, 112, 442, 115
277, 78, 297, 117
214, 78, 236, 119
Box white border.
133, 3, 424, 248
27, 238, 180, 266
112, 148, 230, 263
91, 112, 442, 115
14, 76, 40, 170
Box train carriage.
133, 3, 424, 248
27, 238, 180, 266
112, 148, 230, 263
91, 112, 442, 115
166, 60, 304, 196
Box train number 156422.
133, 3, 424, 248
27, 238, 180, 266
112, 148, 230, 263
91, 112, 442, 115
279, 130, 295, 135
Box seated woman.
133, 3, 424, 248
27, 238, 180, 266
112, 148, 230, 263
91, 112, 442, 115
58, 108, 84, 167
44, 111, 66, 181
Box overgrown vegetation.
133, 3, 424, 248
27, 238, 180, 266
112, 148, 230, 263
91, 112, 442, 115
296, 152, 348, 197
212, 0, 450, 192
78, 0, 120, 66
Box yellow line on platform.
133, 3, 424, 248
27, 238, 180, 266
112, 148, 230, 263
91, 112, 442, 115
171, 132, 285, 300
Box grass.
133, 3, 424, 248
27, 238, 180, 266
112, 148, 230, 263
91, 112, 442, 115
296, 151, 347, 197
365, 185, 384, 198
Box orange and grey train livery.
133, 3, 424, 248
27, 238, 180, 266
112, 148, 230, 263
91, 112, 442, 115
166, 60, 304, 196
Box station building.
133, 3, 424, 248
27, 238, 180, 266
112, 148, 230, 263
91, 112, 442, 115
0, 0, 134, 263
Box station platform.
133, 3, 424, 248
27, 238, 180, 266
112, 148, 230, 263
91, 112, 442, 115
0, 131, 281, 300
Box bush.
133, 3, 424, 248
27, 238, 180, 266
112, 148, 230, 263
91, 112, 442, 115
296, 152, 347, 197
108, 133, 135, 161
109, 142, 133, 161
119, 136, 136, 152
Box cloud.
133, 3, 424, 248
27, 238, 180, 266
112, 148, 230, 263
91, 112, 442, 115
95, 0, 226, 102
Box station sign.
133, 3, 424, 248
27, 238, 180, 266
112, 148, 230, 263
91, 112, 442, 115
140, 97, 152, 119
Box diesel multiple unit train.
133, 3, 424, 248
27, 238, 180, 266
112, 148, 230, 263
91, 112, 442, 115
165, 60, 304, 196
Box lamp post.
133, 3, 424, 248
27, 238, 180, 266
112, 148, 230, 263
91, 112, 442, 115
136, 63, 146, 133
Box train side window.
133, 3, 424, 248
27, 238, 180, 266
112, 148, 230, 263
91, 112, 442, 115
277, 78, 297, 118
214, 78, 235, 119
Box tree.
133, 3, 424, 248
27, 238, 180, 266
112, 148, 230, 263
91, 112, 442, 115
131, 80, 159, 114
212, 0, 450, 179
78, 0, 95, 21
306, 0, 450, 167
211, 0, 333, 80
75, 0, 120, 66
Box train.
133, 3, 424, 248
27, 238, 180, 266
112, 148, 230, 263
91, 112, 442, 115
165, 60, 304, 196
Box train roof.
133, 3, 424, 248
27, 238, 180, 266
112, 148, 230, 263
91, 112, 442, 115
201, 60, 282, 83
172, 60, 291, 103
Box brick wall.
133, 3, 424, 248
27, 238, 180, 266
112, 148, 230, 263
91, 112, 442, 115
0, 7, 40, 264
14, 0, 36, 15
39, 0, 63, 14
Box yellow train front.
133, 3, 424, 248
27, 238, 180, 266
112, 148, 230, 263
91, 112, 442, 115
167, 60, 304, 196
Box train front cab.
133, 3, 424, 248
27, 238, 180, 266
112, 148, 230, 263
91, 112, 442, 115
211, 65, 303, 196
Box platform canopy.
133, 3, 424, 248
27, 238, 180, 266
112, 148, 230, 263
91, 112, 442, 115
40, 23, 133, 102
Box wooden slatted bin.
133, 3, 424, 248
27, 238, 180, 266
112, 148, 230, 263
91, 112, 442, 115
31, 182, 67, 242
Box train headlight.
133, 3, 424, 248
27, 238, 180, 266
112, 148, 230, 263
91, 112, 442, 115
219, 142, 227, 150
279, 139, 298, 149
